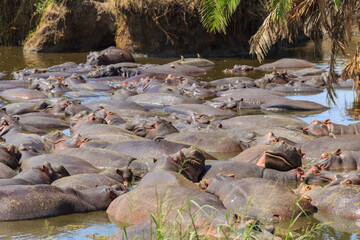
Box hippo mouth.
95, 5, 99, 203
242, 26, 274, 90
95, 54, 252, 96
264, 152, 295, 171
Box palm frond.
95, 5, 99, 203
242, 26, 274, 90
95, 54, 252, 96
200, 0, 242, 34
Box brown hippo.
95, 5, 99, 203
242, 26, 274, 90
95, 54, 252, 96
107, 185, 230, 228
318, 149, 360, 170
0, 118, 44, 151
324, 171, 360, 187
256, 58, 316, 70
0, 184, 125, 221
299, 135, 360, 159
201, 160, 332, 184
151, 146, 206, 183
204, 175, 315, 221
0, 145, 21, 169
44, 132, 89, 153
86, 46, 135, 66
56, 147, 135, 169
165, 131, 242, 153
0, 163, 16, 179
125, 116, 178, 139
21, 154, 99, 175
232, 142, 303, 172
51, 173, 128, 191
301, 184, 360, 219
127, 92, 201, 107
303, 119, 360, 136
0, 88, 47, 100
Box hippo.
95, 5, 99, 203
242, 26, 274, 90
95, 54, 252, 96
164, 104, 233, 118
56, 147, 135, 169
0, 118, 44, 151
44, 132, 89, 153
318, 149, 360, 170
303, 119, 360, 136
204, 175, 315, 221
125, 116, 179, 139
165, 131, 242, 153
232, 142, 303, 171
256, 58, 316, 70
21, 154, 99, 175
86, 46, 135, 66
213, 88, 328, 111
101, 167, 133, 186
301, 184, 360, 219
107, 185, 230, 228
15, 113, 68, 130
0, 184, 125, 221
0, 163, 16, 179
0, 145, 21, 169
324, 171, 360, 187
127, 92, 201, 107
0, 88, 47, 100
151, 147, 206, 183
201, 160, 332, 184
3, 102, 36, 116
105, 140, 190, 160
52, 173, 128, 191
0, 162, 69, 186
299, 135, 360, 159
168, 56, 215, 68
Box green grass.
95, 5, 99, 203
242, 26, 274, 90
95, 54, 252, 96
119, 194, 324, 240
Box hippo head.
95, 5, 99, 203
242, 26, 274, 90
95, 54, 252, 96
115, 166, 133, 187
300, 166, 333, 184
302, 119, 330, 136
51, 163, 70, 179
170, 146, 206, 182
263, 141, 303, 171
0, 117, 18, 136
317, 149, 342, 170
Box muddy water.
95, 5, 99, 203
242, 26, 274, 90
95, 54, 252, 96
1, 39, 360, 239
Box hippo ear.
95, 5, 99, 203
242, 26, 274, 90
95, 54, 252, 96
334, 149, 342, 156
321, 152, 330, 159
116, 169, 123, 176
343, 179, 353, 184
108, 189, 117, 200
323, 119, 331, 125
39, 165, 47, 172
153, 158, 158, 163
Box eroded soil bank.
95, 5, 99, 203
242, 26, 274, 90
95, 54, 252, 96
2, 0, 266, 56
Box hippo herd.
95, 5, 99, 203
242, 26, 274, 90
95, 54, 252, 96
0, 46, 359, 238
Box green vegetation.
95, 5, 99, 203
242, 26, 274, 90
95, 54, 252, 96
0, 0, 40, 45
120, 194, 323, 239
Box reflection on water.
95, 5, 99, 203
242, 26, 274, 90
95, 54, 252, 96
0, 211, 117, 239
1, 38, 360, 239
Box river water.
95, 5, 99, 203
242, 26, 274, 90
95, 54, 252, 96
0, 39, 360, 239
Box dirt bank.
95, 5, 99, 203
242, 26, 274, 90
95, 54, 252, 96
20, 0, 264, 56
